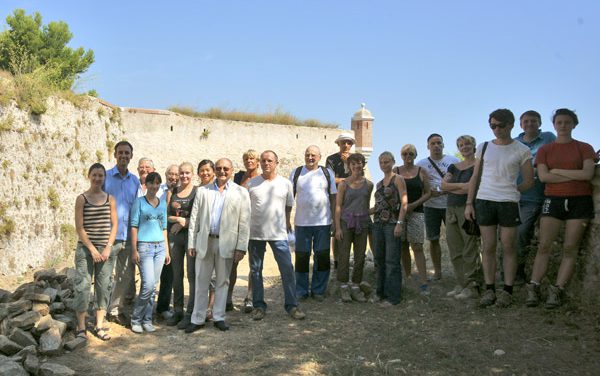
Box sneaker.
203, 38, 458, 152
455, 286, 478, 300
142, 323, 156, 332
166, 312, 183, 326
340, 285, 352, 303
545, 285, 562, 309
177, 315, 191, 330
252, 308, 265, 321
358, 281, 373, 297
350, 286, 367, 302
446, 285, 462, 297
131, 323, 143, 334
289, 307, 306, 320
420, 284, 430, 296
479, 289, 496, 307
495, 290, 512, 308
243, 298, 253, 314
525, 283, 540, 307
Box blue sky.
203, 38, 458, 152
2, 1, 599, 181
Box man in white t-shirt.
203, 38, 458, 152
416, 134, 460, 280
247, 150, 306, 321
289, 145, 337, 301
465, 109, 533, 308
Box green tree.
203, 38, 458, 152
0, 9, 94, 89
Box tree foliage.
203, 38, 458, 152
0, 9, 94, 89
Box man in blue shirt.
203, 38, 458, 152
104, 140, 141, 323
514, 110, 556, 284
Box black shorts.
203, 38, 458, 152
475, 199, 521, 227
541, 196, 594, 221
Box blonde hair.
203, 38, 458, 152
456, 135, 476, 148
243, 149, 259, 161
401, 144, 417, 156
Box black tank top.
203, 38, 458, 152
168, 186, 197, 232
404, 167, 424, 213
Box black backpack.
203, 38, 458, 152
292, 166, 333, 197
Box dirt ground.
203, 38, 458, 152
3, 244, 600, 376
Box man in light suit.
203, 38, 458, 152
185, 158, 251, 333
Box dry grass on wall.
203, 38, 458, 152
169, 106, 339, 129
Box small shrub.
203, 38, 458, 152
37, 160, 53, 173
96, 150, 103, 162
97, 107, 105, 118
1, 160, 10, 169
35, 195, 43, 204
48, 187, 60, 209
66, 149, 72, 158
80, 150, 88, 163
16, 126, 26, 133
200, 128, 210, 140
109, 107, 121, 124
58, 90, 88, 109
22, 172, 29, 180
0, 115, 14, 132
87, 89, 98, 97
74, 139, 80, 150
106, 140, 115, 156
60, 223, 77, 253
0, 202, 15, 237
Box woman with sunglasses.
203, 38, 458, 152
441, 136, 482, 300
527, 109, 596, 308
393, 144, 431, 295
130, 172, 170, 333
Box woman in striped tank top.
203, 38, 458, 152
74, 163, 118, 341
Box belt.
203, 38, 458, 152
208, 234, 219, 239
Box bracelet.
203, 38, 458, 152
396, 220, 404, 225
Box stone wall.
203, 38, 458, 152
0, 98, 348, 276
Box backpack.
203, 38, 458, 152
292, 166, 333, 197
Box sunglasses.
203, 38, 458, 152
490, 122, 508, 130
215, 167, 230, 171
402, 152, 415, 157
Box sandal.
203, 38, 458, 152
75, 329, 88, 340
93, 327, 111, 341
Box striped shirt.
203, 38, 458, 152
80, 194, 112, 248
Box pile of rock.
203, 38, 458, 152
0, 268, 81, 375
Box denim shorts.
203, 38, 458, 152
423, 207, 446, 241
475, 199, 521, 227
541, 196, 594, 221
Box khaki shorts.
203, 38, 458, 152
404, 211, 425, 244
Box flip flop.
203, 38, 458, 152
94, 327, 111, 341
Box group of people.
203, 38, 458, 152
72, 107, 595, 341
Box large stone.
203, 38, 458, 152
10, 311, 42, 331
43, 288, 58, 303
0, 289, 11, 304
8, 328, 37, 348
34, 316, 66, 337
7, 300, 32, 318
39, 327, 63, 356
56, 289, 72, 302
49, 302, 64, 314
0, 318, 11, 336
0, 335, 23, 356
23, 354, 40, 374
9, 345, 37, 363
10, 282, 36, 301
32, 303, 50, 316
0, 361, 28, 376
63, 336, 87, 351
0, 304, 8, 322
39, 363, 75, 376
52, 315, 75, 331
34, 268, 57, 282
24, 293, 51, 304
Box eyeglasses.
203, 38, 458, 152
215, 167, 230, 171
490, 122, 508, 130
402, 152, 415, 157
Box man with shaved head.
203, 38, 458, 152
290, 145, 336, 301
185, 158, 250, 332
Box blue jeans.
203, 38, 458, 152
294, 225, 331, 297
372, 223, 402, 304
517, 201, 542, 264
131, 242, 166, 325
249, 240, 298, 312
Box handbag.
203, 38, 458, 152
462, 141, 489, 237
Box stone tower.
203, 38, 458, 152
351, 103, 373, 159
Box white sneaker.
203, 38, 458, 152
446, 285, 462, 297
131, 323, 143, 334
142, 323, 156, 332
455, 286, 478, 300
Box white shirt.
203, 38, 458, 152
416, 154, 460, 209
476, 140, 532, 203
205, 181, 230, 235
289, 166, 337, 226
247, 175, 294, 240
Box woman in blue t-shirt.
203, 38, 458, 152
130, 172, 171, 333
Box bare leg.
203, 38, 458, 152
429, 239, 442, 279
480, 225, 498, 285
530, 217, 562, 283
76, 311, 86, 331
401, 241, 412, 277
556, 219, 589, 287
412, 242, 428, 284
499, 226, 518, 286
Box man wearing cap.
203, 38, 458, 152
326, 132, 355, 269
